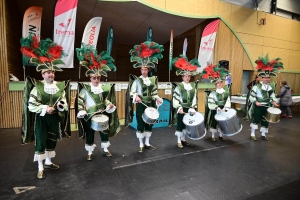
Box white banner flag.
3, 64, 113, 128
81, 17, 102, 47
53, 0, 78, 68
197, 19, 220, 72
22, 6, 42, 39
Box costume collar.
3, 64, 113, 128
43, 80, 59, 95
216, 88, 225, 94
90, 82, 103, 94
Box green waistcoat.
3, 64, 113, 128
177, 82, 196, 108
80, 83, 111, 121
35, 81, 65, 107
136, 76, 157, 103
256, 83, 275, 103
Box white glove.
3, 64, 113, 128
105, 104, 116, 113
77, 110, 87, 118
57, 101, 65, 112
188, 108, 196, 115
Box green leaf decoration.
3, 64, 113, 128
53, 66, 63, 72
52, 59, 65, 66
100, 71, 107, 77
133, 63, 142, 68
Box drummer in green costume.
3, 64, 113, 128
171, 55, 201, 148
125, 41, 164, 153
200, 64, 231, 142
20, 35, 70, 179
75, 44, 120, 160
246, 55, 282, 141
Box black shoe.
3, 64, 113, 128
144, 144, 156, 150
181, 140, 190, 146
219, 136, 226, 141
261, 136, 268, 141
44, 163, 60, 170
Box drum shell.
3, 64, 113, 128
91, 114, 109, 131
183, 112, 206, 140
214, 109, 242, 136
142, 107, 159, 124
265, 107, 281, 123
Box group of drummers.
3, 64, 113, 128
20, 36, 283, 179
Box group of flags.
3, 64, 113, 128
22, 0, 220, 79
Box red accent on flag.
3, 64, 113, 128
202, 19, 220, 37
54, 0, 78, 17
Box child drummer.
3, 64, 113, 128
246, 55, 282, 141
75, 44, 120, 160
171, 54, 201, 148
200, 64, 231, 142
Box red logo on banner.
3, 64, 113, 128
59, 18, 71, 28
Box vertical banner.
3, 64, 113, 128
53, 0, 78, 68
79, 17, 102, 79
22, 6, 42, 68
107, 26, 114, 55
183, 38, 188, 56
169, 29, 174, 83
197, 19, 220, 72
81, 17, 102, 47
146, 27, 152, 41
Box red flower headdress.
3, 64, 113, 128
255, 54, 283, 77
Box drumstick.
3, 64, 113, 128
139, 102, 149, 108
87, 109, 106, 115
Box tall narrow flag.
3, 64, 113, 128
169, 29, 174, 71
53, 0, 78, 68
107, 26, 114, 55
183, 38, 188, 56
146, 27, 152, 41
22, 6, 42, 66
79, 17, 102, 79
197, 19, 220, 72
169, 29, 174, 82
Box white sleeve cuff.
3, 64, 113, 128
177, 106, 183, 114
77, 110, 87, 118
57, 103, 64, 112
40, 105, 48, 116
106, 105, 116, 113
188, 108, 196, 113
132, 93, 138, 104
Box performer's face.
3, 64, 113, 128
42, 71, 55, 83
90, 76, 101, 86
182, 75, 191, 83
215, 81, 223, 89
262, 77, 270, 84
140, 67, 149, 77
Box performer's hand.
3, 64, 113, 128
46, 107, 55, 114
255, 101, 262, 106
135, 96, 141, 103
156, 98, 162, 105
217, 107, 221, 113
272, 102, 279, 107
178, 108, 184, 114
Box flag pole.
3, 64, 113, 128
169, 29, 174, 83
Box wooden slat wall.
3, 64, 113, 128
0, 0, 11, 128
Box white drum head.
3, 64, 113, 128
215, 108, 236, 121
91, 114, 109, 122
144, 107, 159, 119
183, 112, 204, 126
267, 107, 281, 114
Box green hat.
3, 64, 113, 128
20, 34, 67, 72
171, 54, 201, 76
200, 64, 229, 83
76, 43, 116, 77
129, 41, 164, 68
255, 54, 283, 77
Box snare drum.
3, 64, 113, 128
142, 107, 160, 124
265, 107, 281, 123
182, 112, 206, 140
214, 108, 242, 136
91, 114, 109, 131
